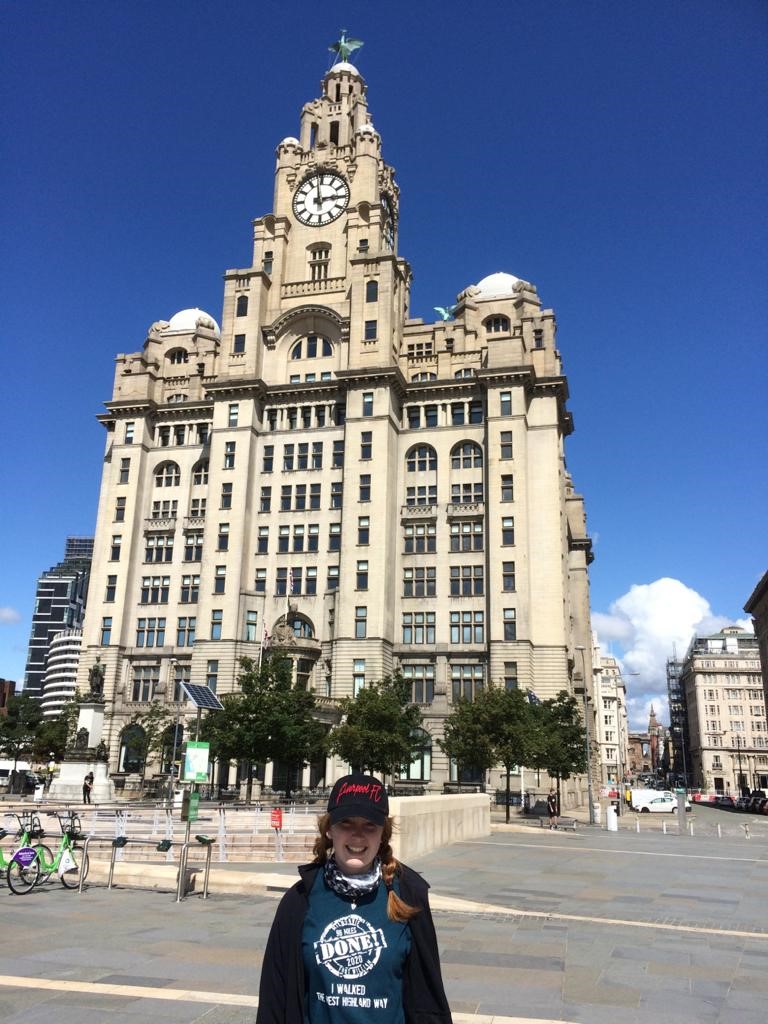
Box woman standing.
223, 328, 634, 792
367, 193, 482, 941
256, 773, 452, 1024
82, 771, 94, 804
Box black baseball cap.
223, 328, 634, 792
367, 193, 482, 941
327, 773, 389, 826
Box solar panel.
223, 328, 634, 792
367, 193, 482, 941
181, 682, 224, 711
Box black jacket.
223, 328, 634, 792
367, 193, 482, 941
256, 861, 453, 1024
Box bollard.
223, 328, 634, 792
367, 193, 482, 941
662, 821, 667, 835
717, 823, 722, 839
217, 806, 228, 863
635, 817, 640, 833
688, 821, 694, 836
743, 823, 751, 840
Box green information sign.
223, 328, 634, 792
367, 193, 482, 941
183, 741, 210, 783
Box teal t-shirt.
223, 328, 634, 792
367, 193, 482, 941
302, 870, 412, 1024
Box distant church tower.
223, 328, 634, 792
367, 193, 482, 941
77, 43, 593, 793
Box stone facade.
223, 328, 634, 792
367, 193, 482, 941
76, 58, 594, 796
595, 654, 629, 784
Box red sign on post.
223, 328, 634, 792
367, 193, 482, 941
271, 808, 283, 831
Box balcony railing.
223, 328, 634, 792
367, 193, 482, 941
281, 277, 346, 298
144, 516, 177, 530
400, 503, 437, 518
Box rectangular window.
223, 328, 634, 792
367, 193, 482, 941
114, 497, 126, 522
311, 441, 323, 469
328, 523, 342, 551
360, 431, 372, 460
327, 565, 339, 591
177, 616, 196, 647
297, 443, 309, 470
503, 608, 517, 641
504, 662, 518, 691
501, 475, 514, 502
197, 423, 210, 445
451, 482, 483, 504
332, 440, 345, 468
283, 444, 295, 471
310, 483, 321, 510
450, 521, 483, 552
256, 527, 269, 554
210, 610, 223, 640
404, 523, 436, 553
189, 497, 206, 518
330, 481, 343, 509
228, 403, 239, 427
124, 421, 135, 444
244, 610, 258, 643
276, 567, 288, 596
356, 561, 369, 590
233, 334, 246, 354
136, 616, 166, 648
403, 566, 437, 598
280, 485, 292, 512
278, 525, 290, 552
110, 536, 122, 561
405, 485, 436, 506
132, 665, 159, 702
402, 612, 436, 645
295, 484, 307, 510
355, 606, 367, 639
425, 405, 438, 427
180, 574, 200, 603
362, 392, 374, 416
449, 610, 484, 644
145, 534, 174, 563
158, 426, 171, 447
214, 565, 226, 594
500, 391, 512, 415
501, 516, 515, 546
305, 567, 318, 596
450, 403, 465, 426
220, 482, 233, 509
364, 320, 377, 341
450, 565, 484, 596
100, 616, 112, 645
174, 425, 185, 446
224, 441, 236, 469
451, 664, 484, 702
172, 662, 191, 702
353, 659, 366, 697
359, 474, 371, 502
406, 406, 421, 429
468, 400, 483, 424
263, 250, 273, 275
119, 457, 130, 483
260, 486, 272, 512
403, 664, 435, 704
262, 445, 274, 472
105, 576, 117, 602
500, 431, 513, 459
293, 525, 305, 552
308, 523, 320, 552
217, 523, 230, 551
335, 403, 346, 426
254, 569, 266, 593
140, 576, 170, 604
184, 531, 203, 561
502, 561, 516, 592
358, 516, 370, 545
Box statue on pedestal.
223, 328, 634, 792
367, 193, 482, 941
75, 727, 89, 750
88, 658, 105, 701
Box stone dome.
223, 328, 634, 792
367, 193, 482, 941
326, 61, 360, 76
166, 308, 220, 336
355, 123, 376, 136
473, 272, 521, 299
279, 136, 300, 147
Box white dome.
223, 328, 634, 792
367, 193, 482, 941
327, 61, 360, 76
279, 136, 300, 147
355, 123, 376, 135
474, 272, 521, 299
166, 308, 220, 336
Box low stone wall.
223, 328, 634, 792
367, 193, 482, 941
389, 793, 490, 861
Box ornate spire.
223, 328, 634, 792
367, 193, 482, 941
329, 29, 363, 64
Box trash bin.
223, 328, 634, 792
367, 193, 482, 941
606, 805, 618, 831
593, 801, 601, 825
33, 783, 45, 803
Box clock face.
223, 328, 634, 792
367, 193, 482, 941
293, 172, 350, 226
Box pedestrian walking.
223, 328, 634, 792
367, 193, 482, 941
547, 788, 558, 829
256, 772, 452, 1024
82, 771, 94, 804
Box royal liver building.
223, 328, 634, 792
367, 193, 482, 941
78, 47, 594, 795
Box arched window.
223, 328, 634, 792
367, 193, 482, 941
401, 728, 432, 781
161, 723, 184, 774
365, 280, 378, 302
236, 294, 249, 317
484, 315, 510, 334
406, 444, 437, 472
454, 368, 474, 379
118, 724, 146, 774
289, 615, 314, 639
192, 460, 209, 485
155, 461, 181, 487
290, 335, 333, 360
168, 348, 189, 365
451, 442, 482, 469
412, 372, 437, 382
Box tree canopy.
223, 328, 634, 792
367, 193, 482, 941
0, 694, 44, 766
326, 673, 427, 779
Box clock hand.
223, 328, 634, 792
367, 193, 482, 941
315, 177, 323, 209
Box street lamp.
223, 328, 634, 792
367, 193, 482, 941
734, 735, 745, 796
575, 645, 595, 825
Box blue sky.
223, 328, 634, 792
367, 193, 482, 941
2, 1, 766, 726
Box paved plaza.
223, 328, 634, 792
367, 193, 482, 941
1, 808, 767, 1024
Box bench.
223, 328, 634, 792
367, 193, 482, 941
539, 816, 577, 832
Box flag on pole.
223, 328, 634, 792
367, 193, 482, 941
527, 689, 541, 705
289, 567, 295, 595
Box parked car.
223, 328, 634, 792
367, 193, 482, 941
714, 794, 736, 809
735, 796, 751, 811
635, 793, 692, 814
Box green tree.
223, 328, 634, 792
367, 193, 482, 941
529, 691, 587, 813
0, 695, 44, 778
128, 702, 176, 784
32, 694, 83, 762
326, 673, 426, 780
439, 695, 494, 784
201, 655, 325, 802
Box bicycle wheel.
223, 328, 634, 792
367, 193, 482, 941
7, 853, 41, 894
59, 849, 89, 889
32, 844, 55, 885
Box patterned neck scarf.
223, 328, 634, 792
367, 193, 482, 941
324, 854, 382, 901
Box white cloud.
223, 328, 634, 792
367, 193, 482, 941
594, 578, 752, 730
0, 607, 21, 624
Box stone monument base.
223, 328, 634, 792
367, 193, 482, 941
49, 758, 115, 804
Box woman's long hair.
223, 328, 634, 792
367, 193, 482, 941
313, 813, 420, 923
